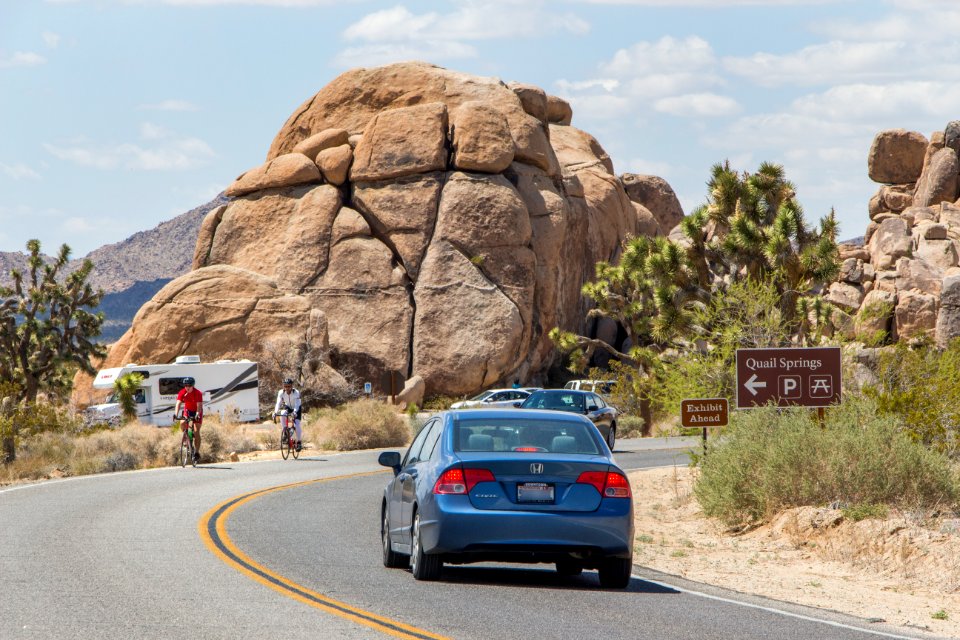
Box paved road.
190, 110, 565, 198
0, 438, 937, 639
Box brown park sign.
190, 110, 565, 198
735, 347, 842, 409
680, 398, 728, 428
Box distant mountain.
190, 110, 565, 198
0, 193, 229, 343
97, 278, 173, 343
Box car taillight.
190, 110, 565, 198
603, 472, 631, 498
434, 467, 495, 494
514, 447, 539, 452
576, 470, 631, 498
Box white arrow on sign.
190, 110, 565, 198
744, 373, 767, 396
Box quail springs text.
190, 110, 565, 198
744, 357, 822, 371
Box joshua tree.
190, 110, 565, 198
0, 240, 104, 462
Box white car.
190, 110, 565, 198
563, 379, 615, 394
450, 388, 532, 409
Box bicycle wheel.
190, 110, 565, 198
280, 426, 290, 460
291, 432, 300, 460
179, 433, 189, 467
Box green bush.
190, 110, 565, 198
422, 395, 456, 412
694, 395, 959, 527
320, 399, 411, 451
617, 415, 647, 438
863, 340, 960, 456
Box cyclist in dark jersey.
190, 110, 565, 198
174, 377, 204, 463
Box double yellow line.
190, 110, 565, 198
199, 471, 449, 640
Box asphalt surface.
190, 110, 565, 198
0, 437, 940, 639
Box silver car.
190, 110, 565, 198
450, 388, 531, 409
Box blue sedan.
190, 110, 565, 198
377, 409, 635, 587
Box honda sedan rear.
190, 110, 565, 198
378, 409, 634, 587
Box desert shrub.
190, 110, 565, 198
694, 395, 960, 527
862, 340, 960, 456
617, 415, 647, 438
422, 395, 456, 412
319, 399, 411, 451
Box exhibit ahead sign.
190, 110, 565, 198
735, 347, 842, 409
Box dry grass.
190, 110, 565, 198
309, 398, 412, 451
0, 415, 282, 484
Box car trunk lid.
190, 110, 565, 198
455, 453, 610, 512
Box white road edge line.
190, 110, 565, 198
624, 463, 922, 639
638, 575, 922, 640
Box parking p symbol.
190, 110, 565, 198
779, 375, 801, 398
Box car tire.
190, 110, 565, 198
598, 555, 633, 589
555, 559, 583, 577
606, 424, 616, 451
410, 512, 442, 581
382, 506, 407, 569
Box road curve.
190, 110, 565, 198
0, 439, 934, 640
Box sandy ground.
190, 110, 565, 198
630, 466, 960, 638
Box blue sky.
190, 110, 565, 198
2, 0, 959, 256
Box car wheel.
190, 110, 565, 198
606, 424, 616, 451
598, 555, 633, 589
382, 506, 407, 569
410, 512, 442, 581
555, 559, 583, 577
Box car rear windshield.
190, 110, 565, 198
521, 391, 585, 412
454, 418, 600, 454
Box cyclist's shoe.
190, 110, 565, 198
193, 452, 200, 463
296, 442, 303, 452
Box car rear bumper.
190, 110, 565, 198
422, 495, 634, 560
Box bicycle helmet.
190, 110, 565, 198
182, 377, 196, 386
283, 378, 294, 385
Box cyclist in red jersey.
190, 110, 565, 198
173, 377, 204, 463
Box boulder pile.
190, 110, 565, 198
833, 123, 960, 345
99, 62, 681, 396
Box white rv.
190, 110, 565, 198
87, 355, 260, 426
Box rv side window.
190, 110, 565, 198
159, 378, 183, 395
132, 370, 150, 379
134, 389, 146, 404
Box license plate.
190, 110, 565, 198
517, 482, 554, 503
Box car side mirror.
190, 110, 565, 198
513, 401, 522, 408
378, 451, 402, 475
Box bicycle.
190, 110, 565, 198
274, 408, 300, 460
175, 413, 198, 468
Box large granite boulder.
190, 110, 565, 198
96, 62, 661, 397
867, 129, 927, 184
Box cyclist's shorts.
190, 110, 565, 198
184, 409, 203, 425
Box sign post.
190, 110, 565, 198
379, 370, 405, 405
680, 398, 729, 454
735, 347, 842, 409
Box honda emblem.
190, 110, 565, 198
530, 463, 544, 474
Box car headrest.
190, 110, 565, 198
466, 433, 494, 451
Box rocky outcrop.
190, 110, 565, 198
620, 173, 684, 236
839, 122, 960, 346
97, 62, 667, 398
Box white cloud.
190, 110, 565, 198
723, 41, 909, 87
577, 0, 836, 4
343, 2, 589, 44
139, 122, 167, 140
333, 41, 478, 68
138, 99, 199, 111
63, 217, 96, 233
43, 127, 216, 171
41, 31, 60, 48
555, 78, 620, 92
654, 93, 740, 117
0, 52, 46, 69
599, 36, 716, 77
0, 163, 41, 181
